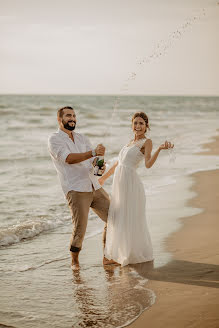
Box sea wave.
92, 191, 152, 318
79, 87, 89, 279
39, 106, 54, 111
0, 211, 104, 248
0, 217, 69, 247
0, 108, 18, 115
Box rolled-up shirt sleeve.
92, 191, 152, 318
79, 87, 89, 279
48, 136, 71, 163
83, 135, 95, 169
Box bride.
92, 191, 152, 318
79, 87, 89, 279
99, 112, 174, 266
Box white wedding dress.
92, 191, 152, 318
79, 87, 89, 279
104, 138, 153, 266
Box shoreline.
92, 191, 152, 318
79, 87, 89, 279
129, 137, 219, 327
197, 135, 219, 156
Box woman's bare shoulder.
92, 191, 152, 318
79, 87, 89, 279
141, 138, 152, 154
144, 138, 152, 146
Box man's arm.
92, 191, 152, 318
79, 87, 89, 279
66, 142, 105, 164
48, 135, 105, 165
48, 136, 92, 164
48, 136, 71, 163
66, 151, 93, 164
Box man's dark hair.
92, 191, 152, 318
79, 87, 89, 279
57, 106, 74, 119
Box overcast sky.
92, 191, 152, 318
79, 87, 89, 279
0, 0, 218, 95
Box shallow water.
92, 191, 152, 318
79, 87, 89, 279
0, 234, 155, 328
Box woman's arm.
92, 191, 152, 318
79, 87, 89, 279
144, 139, 174, 169
98, 161, 118, 186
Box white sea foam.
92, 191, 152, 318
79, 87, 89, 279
0, 212, 104, 248
0, 217, 68, 247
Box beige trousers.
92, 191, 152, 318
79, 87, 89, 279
66, 188, 109, 252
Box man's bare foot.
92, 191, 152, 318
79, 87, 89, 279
103, 256, 120, 266
71, 251, 80, 270
71, 263, 80, 271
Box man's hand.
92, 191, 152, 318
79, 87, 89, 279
95, 144, 105, 156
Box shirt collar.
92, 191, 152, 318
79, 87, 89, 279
58, 128, 75, 139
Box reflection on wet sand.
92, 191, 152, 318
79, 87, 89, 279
70, 257, 219, 327
71, 261, 155, 328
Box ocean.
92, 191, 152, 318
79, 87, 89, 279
0, 95, 219, 327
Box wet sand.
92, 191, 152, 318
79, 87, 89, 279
129, 137, 219, 327
197, 135, 219, 156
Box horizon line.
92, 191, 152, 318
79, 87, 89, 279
0, 93, 219, 97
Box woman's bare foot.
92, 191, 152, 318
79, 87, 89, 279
103, 256, 120, 265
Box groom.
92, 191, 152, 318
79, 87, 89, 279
48, 106, 109, 269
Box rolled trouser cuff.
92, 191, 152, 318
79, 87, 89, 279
70, 245, 81, 253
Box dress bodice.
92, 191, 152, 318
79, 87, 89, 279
118, 138, 146, 169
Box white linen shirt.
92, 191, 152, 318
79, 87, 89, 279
48, 128, 101, 196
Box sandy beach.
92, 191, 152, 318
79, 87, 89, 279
129, 138, 219, 328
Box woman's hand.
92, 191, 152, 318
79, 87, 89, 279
98, 161, 118, 186
159, 140, 174, 151
98, 176, 105, 186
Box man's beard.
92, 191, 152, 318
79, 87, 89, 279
62, 120, 76, 131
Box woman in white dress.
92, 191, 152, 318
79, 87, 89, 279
99, 112, 174, 266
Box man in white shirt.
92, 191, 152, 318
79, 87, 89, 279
48, 106, 109, 270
